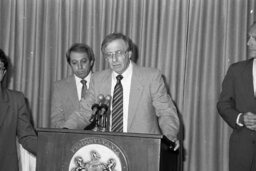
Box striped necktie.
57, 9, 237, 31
80, 79, 87, 99
112, 75, 123, 132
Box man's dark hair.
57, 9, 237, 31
66, 43, 95, 66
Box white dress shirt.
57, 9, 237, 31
75, 72, 92, 101
253, 58, 256, 96
110, 62, 133, 132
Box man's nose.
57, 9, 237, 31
111, 54, 118, 62
78, 62, 83, 69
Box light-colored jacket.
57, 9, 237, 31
63, 63, 179, 141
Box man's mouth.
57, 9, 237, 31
112, 64, 120, 67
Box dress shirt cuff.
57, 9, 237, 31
236, 113, 244, 127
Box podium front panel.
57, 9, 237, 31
36, 129, 166, 171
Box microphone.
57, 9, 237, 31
89, 94, 104, 122
104, 95, 112, 105
104, 95, 112, 111
98, 95, 112, 131
99, 95, 111, 116
98, 94, 105, 105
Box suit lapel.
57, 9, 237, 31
0, 89, 10, 126
68, 75, 80, 103
100, 70, 112, 95
242, 59, 254, 98
127, 65, 143, 129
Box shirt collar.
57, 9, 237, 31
74, 72, 92, 85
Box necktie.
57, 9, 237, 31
112, 75, 123, 132
80, 79, 87, 99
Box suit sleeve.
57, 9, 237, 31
217, 64, 240, 129
50, 82, 66, 128
62, 99, 92, 129
63, 78, 96, 129
17, 93, 37, 155
151, 70, 180, 141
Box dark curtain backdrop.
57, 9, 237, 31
1, 0, 256, 170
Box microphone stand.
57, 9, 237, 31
87, 95, 111, 132
98, 104, 108, 132
84, 104, 100, 131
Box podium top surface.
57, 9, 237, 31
37, 128, 165, 140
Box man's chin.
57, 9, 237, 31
75, 74, 87, 79
111, 66, 122, 74
248, 51, 256, 58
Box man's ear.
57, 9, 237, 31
90, 60, 94, 68
128, 51, 132, 59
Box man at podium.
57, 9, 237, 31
63, 33, 180, 150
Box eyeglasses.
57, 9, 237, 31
104, 50, 128, 60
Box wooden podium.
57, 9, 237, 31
36, 128, 178, 171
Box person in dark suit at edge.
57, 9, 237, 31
0, 49, 37, 170
217, 22, 256, 171
51, 43, 95, 128
63, 33, 180, 150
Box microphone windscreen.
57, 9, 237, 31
105, 95, 111, 102
98, 94, 104, 103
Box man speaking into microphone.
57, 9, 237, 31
63, 33, 180, 150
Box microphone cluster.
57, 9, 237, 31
89, 94, 111, 132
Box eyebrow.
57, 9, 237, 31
105, 50, 123, 53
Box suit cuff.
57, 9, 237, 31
62, 120, 77, 129
236, 113, 244, 127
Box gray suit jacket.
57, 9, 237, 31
63, 63, 179, 140
217, 58, 256, 171
51, 75, 80, 128
0, 88, 37, 170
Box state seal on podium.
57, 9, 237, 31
69, 137, 128, 171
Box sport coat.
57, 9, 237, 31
51, 75, 80, 128
217, 58, 256, 128
217, 58, 256, 171
0, 88, 37, 170
64, 62, 179, 141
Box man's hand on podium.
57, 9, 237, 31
173, 139, 180, 151
169, 138, 179, 151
